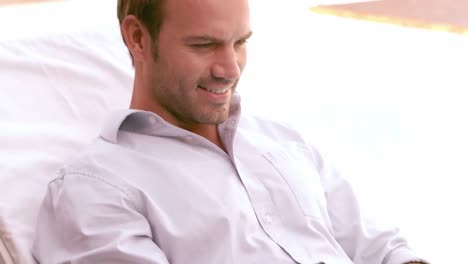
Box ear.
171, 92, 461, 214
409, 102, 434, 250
121, 15, 150, 63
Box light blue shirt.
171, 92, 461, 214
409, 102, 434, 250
33, 94, 427, 264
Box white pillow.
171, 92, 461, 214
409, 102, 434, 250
0, 1, 133, 263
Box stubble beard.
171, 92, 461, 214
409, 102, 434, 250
150, 40, 238, 126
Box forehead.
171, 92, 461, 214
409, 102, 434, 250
162, 0, 250, 38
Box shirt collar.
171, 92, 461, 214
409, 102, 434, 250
100, 93, 242, 145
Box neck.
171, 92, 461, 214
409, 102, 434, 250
180, 123, 227, 152
131, 94, 226, 153
130, 75, 228, 152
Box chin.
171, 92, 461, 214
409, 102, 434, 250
197, 111, 229, 125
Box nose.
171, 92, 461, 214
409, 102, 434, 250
211, 46, 242, 81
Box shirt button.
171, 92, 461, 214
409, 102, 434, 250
265, 213, 273, 224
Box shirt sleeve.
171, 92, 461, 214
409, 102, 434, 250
32, 173, 170, 264
312, 149, 430, 264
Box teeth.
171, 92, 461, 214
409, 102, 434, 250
201, 86, 229, 94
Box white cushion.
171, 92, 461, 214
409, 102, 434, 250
0, 1, 133, 263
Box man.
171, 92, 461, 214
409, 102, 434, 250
32, 0, 428, 263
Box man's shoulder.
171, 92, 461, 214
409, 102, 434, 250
56, 137, 129, 185
237, 114, 325, 167
59, 109, 145, 176
238, 114, 305, 143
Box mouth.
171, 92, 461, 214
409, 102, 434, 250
197, 85, 230, 94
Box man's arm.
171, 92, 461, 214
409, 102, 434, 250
33, 173, 170, 264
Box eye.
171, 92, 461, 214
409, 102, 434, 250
191, 42, 214, 49
235, 39, 248, 47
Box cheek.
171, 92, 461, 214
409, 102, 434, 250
238, 49, 248, 71
182, 58, 212, 80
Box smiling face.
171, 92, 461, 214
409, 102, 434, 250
136, 0, 251, 131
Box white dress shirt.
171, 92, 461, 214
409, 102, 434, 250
33, 94, 427, 264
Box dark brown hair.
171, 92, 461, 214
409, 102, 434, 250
117, 0, 165, 61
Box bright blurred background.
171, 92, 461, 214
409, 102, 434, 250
243, 1, 467, 263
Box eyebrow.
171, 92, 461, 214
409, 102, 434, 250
183, 31, 253, 43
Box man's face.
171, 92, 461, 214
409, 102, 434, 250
144, 0, 251, 127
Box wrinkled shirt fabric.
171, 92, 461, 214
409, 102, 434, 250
33, 94, 427, 264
